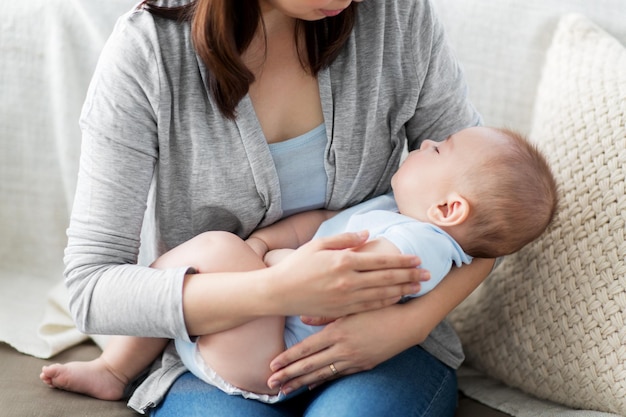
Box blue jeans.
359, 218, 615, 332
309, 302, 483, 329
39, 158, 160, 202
151, 346, 458, 417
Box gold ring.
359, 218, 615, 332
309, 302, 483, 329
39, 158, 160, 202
329, 363, 338, 375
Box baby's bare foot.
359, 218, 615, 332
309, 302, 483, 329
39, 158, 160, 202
40, 358, 127, 401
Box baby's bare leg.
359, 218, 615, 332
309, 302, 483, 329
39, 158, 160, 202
40, 336, 168, 400
197, 316, 285, 395
39, 234, 230, 399
41, 231, 284, 399
172, 231, 285, 395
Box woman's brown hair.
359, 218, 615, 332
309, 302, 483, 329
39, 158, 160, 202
139, 0, 358, 119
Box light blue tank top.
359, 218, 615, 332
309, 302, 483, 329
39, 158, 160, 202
268, 124, 328, 217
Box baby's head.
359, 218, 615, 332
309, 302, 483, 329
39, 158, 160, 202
392, 126, 558, 258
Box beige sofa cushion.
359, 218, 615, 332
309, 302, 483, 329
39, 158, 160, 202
449, 14, 626, 415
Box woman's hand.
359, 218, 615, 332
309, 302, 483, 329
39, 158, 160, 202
181, 230, 426, 337
267, 305, 411, 394
261, 231, 429, 318
266, 258, 496, 394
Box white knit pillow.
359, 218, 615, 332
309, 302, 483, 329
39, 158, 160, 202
449, 14, 626, 415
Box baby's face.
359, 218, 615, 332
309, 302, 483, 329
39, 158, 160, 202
391, 127, 504, 220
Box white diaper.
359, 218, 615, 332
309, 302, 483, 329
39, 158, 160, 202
175, 338, 287, 404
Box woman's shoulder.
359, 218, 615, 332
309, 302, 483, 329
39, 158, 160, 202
348, 0, 442, 71
106, 1, 193, 65
109, 3, 160, 42
111, 1, 195, 35
142, 0, 193, 7
117, 1, 189, 31
84, 1, 197, 120
357, 0, 437, 27
353, 0, 440, 55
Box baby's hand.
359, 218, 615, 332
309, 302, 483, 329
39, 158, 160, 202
264, 248, 296, 267
245, 236, 269, 259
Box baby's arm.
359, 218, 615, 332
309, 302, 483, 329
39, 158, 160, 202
350, 236, 402, 256
263, 248, 296, 267
246, 209, 337, 257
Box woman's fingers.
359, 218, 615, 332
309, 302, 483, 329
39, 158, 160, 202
352, 249, 422, 272
299, 315, 337, 326
267, 320, 370, 394
265, 231, 429, 317
312, 232, 424, 272
355, 267, 429, 292
333, 269, 430, 315
279, 361, 351, 395
310, 230, 370, 250
268, 332, 337, 392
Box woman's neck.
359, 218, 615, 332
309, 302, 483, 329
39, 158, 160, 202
243, 9, 300, 74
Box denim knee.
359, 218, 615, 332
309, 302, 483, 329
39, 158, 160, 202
304, 346, 458, 417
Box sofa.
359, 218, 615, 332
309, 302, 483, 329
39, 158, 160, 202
1, 1, 624, 416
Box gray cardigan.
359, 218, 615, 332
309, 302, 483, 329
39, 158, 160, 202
64, 0, 481, 412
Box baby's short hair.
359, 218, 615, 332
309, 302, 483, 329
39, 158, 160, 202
461, 128, 558, 258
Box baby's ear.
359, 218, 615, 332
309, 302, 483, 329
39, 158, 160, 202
426, 192, 469, 227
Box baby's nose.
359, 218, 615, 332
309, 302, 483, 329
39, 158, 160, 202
420, 139, 435, 150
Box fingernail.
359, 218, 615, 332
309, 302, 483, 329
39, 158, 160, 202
282, 386, 293, 395
268, 380, 279, 389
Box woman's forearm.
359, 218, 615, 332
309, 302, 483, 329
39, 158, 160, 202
312, 258, 495, 352
182, 268, 279, 336
399, 258, 495, 345
182, 233, 427, 337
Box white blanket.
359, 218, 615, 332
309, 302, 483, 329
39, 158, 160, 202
0, 0, 136, 358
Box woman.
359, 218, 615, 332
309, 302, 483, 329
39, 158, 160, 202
64, 0, 494, 415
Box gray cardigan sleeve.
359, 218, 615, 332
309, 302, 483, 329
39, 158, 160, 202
64, 10, 190, 340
